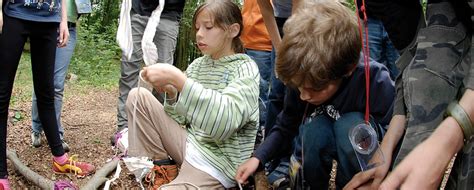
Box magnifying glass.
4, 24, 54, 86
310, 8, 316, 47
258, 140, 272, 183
349, 122, 384, 171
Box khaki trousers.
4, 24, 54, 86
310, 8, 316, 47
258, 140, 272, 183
126, 88, 224, 189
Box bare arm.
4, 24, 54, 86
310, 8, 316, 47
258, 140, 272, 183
58, 0, 69, 47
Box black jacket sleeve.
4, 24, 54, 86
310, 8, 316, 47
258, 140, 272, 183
253, 88, 306, 164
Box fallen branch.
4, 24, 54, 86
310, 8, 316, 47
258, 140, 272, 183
81, 158, 120, 190
64, 121, 111, 128
6, 149, 54, 189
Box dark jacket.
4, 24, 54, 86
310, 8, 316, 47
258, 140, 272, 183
254, 57, 395, 164
132, 0, 185, 19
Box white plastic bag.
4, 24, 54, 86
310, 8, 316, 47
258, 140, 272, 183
123, 157, 154, 189
115, 128, 129, 154
142, 0, 165, 66
116, 0, 133, 60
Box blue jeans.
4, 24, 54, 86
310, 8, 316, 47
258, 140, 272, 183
264, 49, 287, 135
31, 26, 77, 139
245, 49, 272, 127
291, 112, 385, 189
365, 18, 400, 80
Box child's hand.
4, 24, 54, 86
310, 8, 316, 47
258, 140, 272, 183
158, 84, 178, 101
142, 63, 187, 91
235, 157, 260, 185
57, 21, 69, 47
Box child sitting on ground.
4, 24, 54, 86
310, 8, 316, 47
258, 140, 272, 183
126, 0, 260, 189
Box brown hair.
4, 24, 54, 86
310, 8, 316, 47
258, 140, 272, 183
192, 0, 244, 53
275, 0, 361, 89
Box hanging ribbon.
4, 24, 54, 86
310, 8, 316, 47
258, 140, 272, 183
353, 0, 371, 123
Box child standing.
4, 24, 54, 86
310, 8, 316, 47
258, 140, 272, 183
0, 0, 95, 188
236, 0, 395, 188
126, 0, 260, 189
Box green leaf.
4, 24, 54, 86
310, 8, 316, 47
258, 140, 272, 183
14, 111, 22, 120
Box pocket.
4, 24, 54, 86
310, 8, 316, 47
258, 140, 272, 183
415, 25, 469, 88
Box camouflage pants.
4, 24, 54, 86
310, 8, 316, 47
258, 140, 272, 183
392, 1, 473, 189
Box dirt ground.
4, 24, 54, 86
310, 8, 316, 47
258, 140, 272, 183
7, 85, 140, 188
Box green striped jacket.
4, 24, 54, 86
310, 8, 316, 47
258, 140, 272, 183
164, 53, 260, 184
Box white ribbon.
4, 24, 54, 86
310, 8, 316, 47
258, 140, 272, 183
141, 0, 164, 66
116, 0, 133, 60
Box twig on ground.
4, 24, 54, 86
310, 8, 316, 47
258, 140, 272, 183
7, 149, 54, 189
81, 158, 120, 190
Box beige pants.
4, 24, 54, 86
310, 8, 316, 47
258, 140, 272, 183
126, 88, 224, 189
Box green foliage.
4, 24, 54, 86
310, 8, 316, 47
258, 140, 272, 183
175, 0, 203, 70
69, 20, 121, 89
12, 111, 24, 123
66, 0, 121, 89
344, 0, 356, 11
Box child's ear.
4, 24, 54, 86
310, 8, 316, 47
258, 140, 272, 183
228, 23, 240, 38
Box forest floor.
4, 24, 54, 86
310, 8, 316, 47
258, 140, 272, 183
7, 83, 140, 188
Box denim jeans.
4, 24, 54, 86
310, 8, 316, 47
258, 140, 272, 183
245, 49, 272, 127
117, 12, 180, 130
31, 26, 77, 139
364, 18, 400, 80
291, 112, 385, 189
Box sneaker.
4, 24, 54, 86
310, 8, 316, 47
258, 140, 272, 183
145, 159, 178, 189
0, 179, 10, 190
61, 140, 70, 153
53, 155, 95, 177
31, 132, 42, 148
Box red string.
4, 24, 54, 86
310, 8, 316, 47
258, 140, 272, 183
353, 0, 371, 124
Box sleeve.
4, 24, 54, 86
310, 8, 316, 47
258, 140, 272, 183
163, 60, 200, 125
253, 88, 306, 164
369, 62, 396, 125
466, 1, 474, 89
170, 61, 260, 142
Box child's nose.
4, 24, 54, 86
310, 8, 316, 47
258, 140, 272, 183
299, 90, 310, 101
196, 28, 204, 39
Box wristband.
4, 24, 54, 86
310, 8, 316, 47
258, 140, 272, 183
446, 101, 474, 143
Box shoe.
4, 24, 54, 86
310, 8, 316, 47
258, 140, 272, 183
0, 179, 10, 190
31, 132, 42, 148
54, 180, 78, 190
61, 140, 70, 153
53, 155, 95, 177
145, 159, 178, 189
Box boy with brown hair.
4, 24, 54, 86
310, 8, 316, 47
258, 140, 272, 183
236, 0, 395, 188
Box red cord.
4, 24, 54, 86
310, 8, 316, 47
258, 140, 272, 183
353, 0, 371, 124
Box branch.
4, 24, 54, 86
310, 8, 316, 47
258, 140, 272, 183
6, 149, 54, 189
81, 158, 120, 190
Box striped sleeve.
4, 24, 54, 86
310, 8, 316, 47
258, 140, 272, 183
163, 59, 200, 125
175, 62, 259, 142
